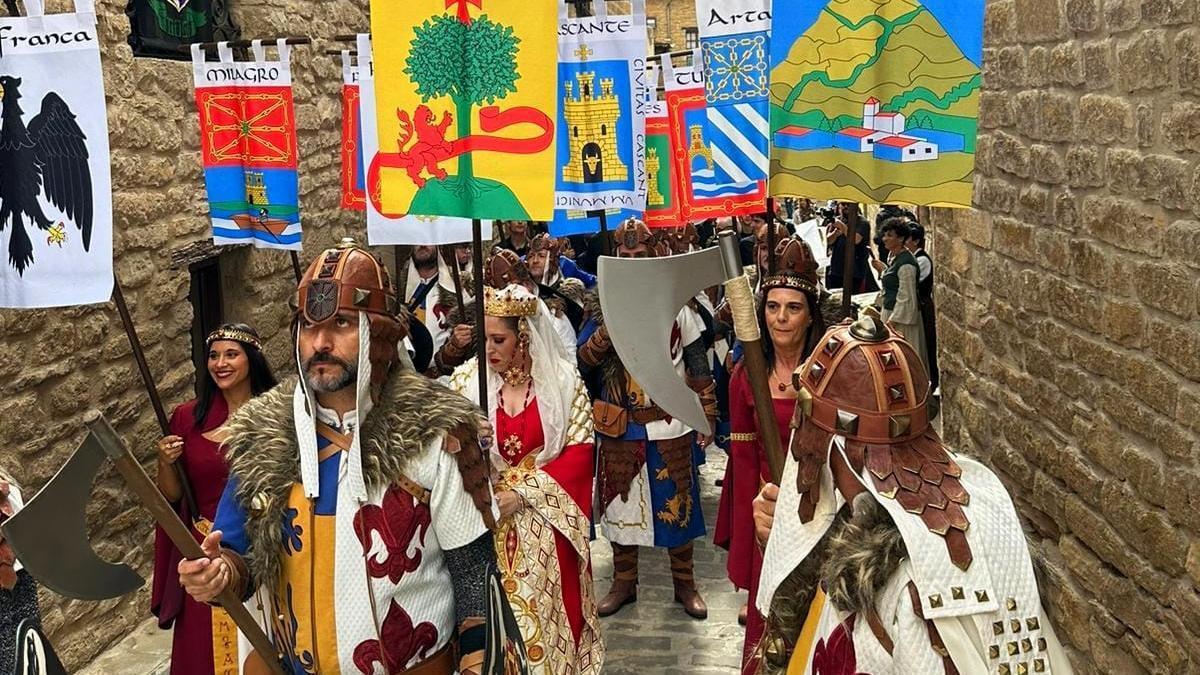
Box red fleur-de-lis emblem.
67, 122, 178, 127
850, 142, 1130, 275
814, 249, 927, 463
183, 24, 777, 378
445, 0, 481, 24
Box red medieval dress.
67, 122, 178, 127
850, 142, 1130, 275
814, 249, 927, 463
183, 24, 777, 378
715, 364, 795, 675
493, 396, 603, 674
151, 394, 236, 675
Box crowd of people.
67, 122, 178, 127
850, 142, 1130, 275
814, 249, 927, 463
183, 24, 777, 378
0, 200, 1066, 674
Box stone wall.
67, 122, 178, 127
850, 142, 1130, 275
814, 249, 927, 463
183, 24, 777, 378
927, 0, 1200, 671
0, 0, 371, 668
646, 0, 700, 53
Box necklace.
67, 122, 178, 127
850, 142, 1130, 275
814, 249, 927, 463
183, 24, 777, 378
498, 382, 534, 459
501, 365, 531, 386
771, 360, 799, 393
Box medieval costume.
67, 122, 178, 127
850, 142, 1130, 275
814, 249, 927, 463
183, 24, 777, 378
913, 240, 939, 393
427, 248, 476, 354
0, 474, 40, 675
151, 392, 235, 675
753, 316, 1073, 675
449, 284, 603, 674
211, 240, 496, 674
579, 218, 716, 620
713, 237, 825, 674
878, 247, 927, 373
401, 248, 441, 326
527, 234, 585, 359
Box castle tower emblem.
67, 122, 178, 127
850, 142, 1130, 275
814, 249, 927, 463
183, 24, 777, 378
646, 148, 665, 207
562, 71, 629, 184
688, 125, 713, 171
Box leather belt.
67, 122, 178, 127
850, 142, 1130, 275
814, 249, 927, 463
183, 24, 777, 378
398, 643, 454, 675
629, 405, 669, 425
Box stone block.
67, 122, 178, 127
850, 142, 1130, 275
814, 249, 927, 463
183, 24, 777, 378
1148, 318, 1200, 380
1165, 221, 1200, 271
1082, 39, 1117, 89
1027, 46, 1051, 87
1134, 260, 1198, 319
1099, 481, 1188, 576
1016, 0, 1067, 40
1078, 94, 1135, 144
985, 0, 1017, 45
991, 131, 1032, 178
1141, 0, 1195, 24
1104, 0, 1142, 30
976, 177, 1019, 214
1141, 154, 1191, 210
1100, 298, 1146, 347
996, 46, 1029, 88
1105, 146, 1145, 197
1178, 28, 1200, 94
1163, 101, 1200, 153
1117, 30, 1172, 92
979, 91, 1014, 129
1080, 195, 1164, 257
1018, 185, 1053, 225
1040, 90, 1077, 141
1066, 0, 1103, 31
1032, 144, 1067, 184
1066, 145, 1106, 188
1135, 102, 1156, 147
1054, 190, 1081, 231
1049, 41, 1086, 85
1121, 353, 1183, 416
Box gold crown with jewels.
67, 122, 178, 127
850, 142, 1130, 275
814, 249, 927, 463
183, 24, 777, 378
484, 286, 538, 318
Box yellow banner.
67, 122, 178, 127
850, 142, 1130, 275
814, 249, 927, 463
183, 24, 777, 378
370, 0, 558, 220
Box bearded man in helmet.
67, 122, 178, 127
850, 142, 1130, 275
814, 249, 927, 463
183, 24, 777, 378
178, 240, 497, 675
578, 218, 717, 621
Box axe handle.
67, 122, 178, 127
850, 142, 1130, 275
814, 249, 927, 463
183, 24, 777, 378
104, 449, 286, 674
723, 274, 786, 484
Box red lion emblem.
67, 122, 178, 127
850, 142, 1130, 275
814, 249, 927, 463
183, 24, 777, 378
394, 105, 454, 188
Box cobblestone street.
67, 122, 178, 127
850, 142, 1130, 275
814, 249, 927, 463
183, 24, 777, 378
79, 446, 746, 673
591, 446, 745, 674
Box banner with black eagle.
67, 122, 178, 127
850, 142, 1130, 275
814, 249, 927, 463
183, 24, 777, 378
0, 0, 114, 309
192, 40, 303, 250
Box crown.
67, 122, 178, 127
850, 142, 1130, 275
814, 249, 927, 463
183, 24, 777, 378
206, 327, 262, 350
484, 286, 538, 318
760, 273, 819, 296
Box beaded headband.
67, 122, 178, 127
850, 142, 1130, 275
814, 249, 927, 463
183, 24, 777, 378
760, 273, 819, 297
484, 286, 539, 318
206, 327, 262, 350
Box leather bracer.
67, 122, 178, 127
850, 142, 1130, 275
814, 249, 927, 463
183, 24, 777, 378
687, 376, 718, 431
578, 325, 612, 367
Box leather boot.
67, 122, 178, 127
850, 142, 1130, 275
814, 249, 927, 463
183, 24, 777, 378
598, 543, 638, 617
669, 542, 707, 620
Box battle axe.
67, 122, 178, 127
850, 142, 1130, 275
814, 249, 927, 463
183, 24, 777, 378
599, 230, 786, 482
3, 414, 285, 675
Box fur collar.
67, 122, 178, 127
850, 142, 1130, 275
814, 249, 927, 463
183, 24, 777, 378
222, 369, 483, 586
821, 493, 907, 614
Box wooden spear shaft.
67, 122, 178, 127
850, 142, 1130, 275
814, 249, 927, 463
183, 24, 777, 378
111, 275, 201, 521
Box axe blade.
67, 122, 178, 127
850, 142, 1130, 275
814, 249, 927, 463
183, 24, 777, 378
599, 247, 727, 435
2, 428, 144, 601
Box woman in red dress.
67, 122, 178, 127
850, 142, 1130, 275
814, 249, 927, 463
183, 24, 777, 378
451, 283, 603, 674
151, 323, 277, 675
715, 239, 826, 675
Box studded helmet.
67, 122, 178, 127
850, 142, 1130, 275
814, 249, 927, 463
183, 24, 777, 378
527, 233, 563, 278
761, 237, 821, 297
483, 248, 534, 289
662, 223, 699, 255
614, 217, 661, 258
790, 314, 973, 571
295, 238, 405, 389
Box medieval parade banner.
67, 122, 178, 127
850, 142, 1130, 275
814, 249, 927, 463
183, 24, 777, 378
356, 34, 491, 244
697, 0, 771, 216
340, 50, 366, 211
549, 0, 651, 235
0, 0, 115, 308
369, 0, 558, 221
665, 52, 766, 225
192, 40, 303, 250
125, 0, 240, 61
769, 0, 985, 207
642, 62, 682, 229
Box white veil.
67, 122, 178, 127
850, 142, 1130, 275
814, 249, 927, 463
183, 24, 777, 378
453, 284, 578, 467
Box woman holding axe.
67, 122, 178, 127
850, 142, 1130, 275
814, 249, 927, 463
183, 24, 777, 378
715, 237, 826, 674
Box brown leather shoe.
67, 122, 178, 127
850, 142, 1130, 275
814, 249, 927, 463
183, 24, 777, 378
598, 543, 638, 617
738, 602, 748, 625
669, 542, 708, 620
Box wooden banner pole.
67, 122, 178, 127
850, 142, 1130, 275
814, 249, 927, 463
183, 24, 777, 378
841, 203, 860, 317
471, 220, 488, 413
765, 197, 777, 276
111, 274, 200, 522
